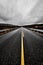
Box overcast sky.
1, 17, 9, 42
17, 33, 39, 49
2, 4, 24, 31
0, 0, 43, 26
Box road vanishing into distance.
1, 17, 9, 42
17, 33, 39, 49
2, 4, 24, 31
0, 27, 43, 65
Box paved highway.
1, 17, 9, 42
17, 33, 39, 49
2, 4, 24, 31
0, 28, 21, 65
23, 28, 43, 65
0, 27, 43, 65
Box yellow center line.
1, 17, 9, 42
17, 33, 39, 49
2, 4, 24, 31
21, 31, 25, 65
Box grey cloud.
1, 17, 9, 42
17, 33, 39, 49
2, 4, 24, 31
0, 0, 43, 26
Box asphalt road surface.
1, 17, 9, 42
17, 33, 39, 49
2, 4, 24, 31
0, 27, 43, 65
0, 28, 21, 65
23, 28, 43, 65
